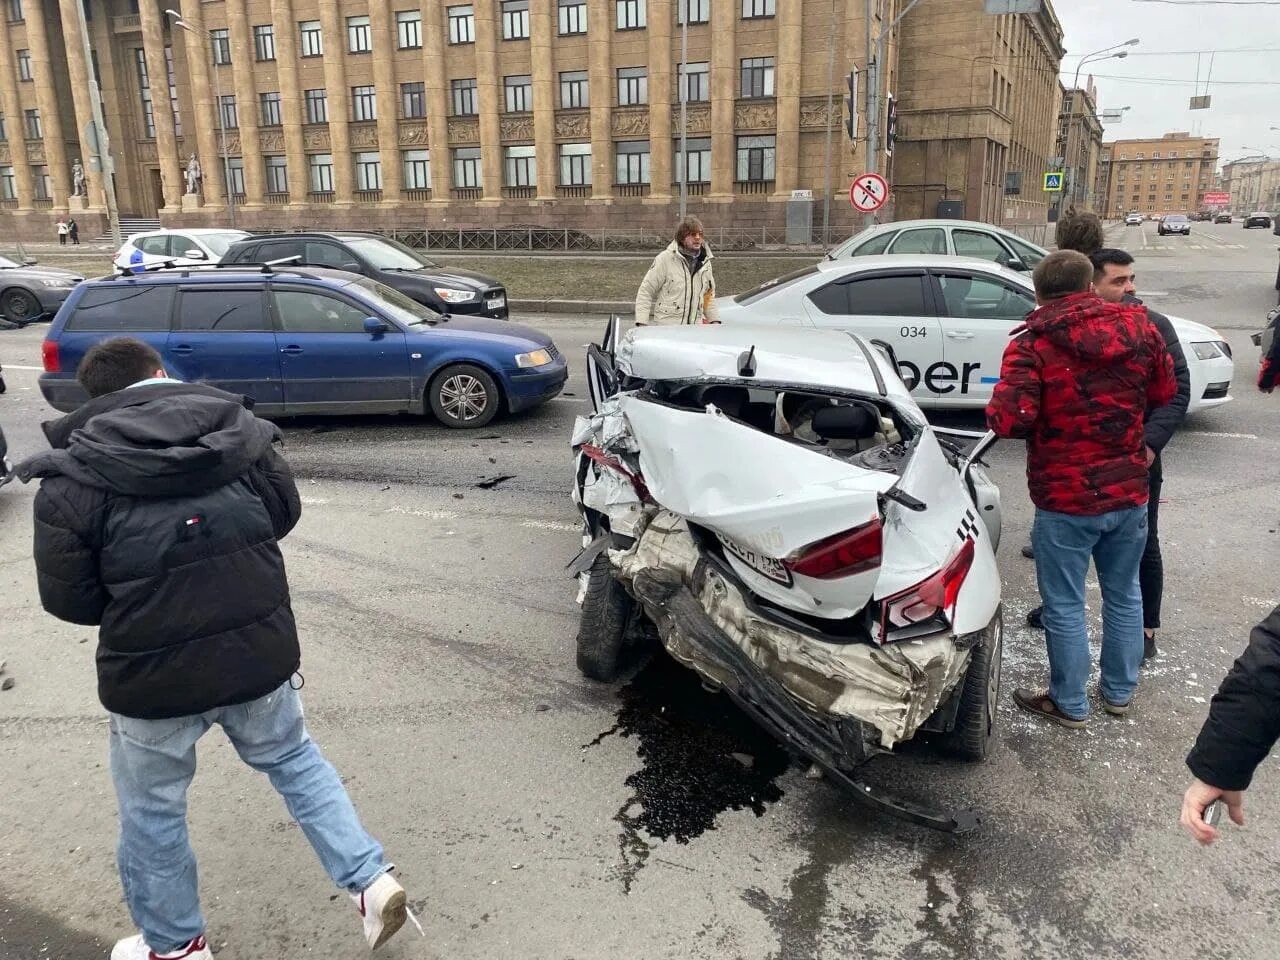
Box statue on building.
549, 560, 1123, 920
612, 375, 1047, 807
71, 159, 86, 197
185, 154, 202, 195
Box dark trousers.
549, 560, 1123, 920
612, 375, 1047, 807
1141, 459, 1163, 631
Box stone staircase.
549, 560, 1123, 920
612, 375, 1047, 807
91, 217, 163, 243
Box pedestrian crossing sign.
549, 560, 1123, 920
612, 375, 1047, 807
1043, 172, 1064, 192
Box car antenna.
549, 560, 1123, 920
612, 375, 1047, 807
260, 254, 302, 274
738, 345, 757, 378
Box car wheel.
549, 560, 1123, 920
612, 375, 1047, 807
427, 363, 501, 429
575, 554, 634, 682
942, 605, 1003, 761
1, 288, 40, 324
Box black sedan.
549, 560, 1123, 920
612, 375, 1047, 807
1215, 213, 1232, 224
1157, 215, 1191, 236
0, 255, 85, 326
1244, 213, 1273, 229
222, 232, 508, 318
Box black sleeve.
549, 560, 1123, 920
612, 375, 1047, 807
1143, 307, 1191, 452
1186, 604, 1280, 791
32, 481, 107, 626
247, 442, 302, 541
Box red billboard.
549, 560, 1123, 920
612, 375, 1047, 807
1203, 192, 1231, 206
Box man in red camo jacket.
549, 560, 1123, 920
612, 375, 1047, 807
987, 250, 1176, 727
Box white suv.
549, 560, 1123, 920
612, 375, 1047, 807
113, 228, 250, 272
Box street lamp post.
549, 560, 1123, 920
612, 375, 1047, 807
164, 9, 236, 229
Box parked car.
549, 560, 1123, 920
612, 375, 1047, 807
715, 255, 1234, 413
1215, 212, 1232, 224
1244, 212, 1273, 229
572, 318, 1002, 831
0, 254, 85, 326
221, 232, 509, 319
1124, 213, 1144, 226
826, 219, 1046, 272
112, 228, 250, 271
1158, 214, 1192, 236
38, 265, 566, 428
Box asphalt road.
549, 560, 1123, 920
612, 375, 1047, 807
1, 221, 1278, 960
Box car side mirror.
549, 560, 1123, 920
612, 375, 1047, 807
22, 258, 37, 266
341, 261, 362, 273
363, 316, 390, 336
1006, 258, 1027, 272
183, 249, 207, 260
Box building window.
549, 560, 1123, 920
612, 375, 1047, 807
355, 151, 382, 191
678, 61, 709, 102
452, 78, 478, 116
740, 57, 775, 98
448, 5, 475, 44
618, 67, 648, 106
559, 0, 586, 34
617, 0, 646, 29
736, 134, 775, 181
16, 49, 30, 81
503, 0, 530, 39
504, 75, 532, 113
218, 95, 238, 130
210, 28, 230, 65
453, 147, 482, 188
0, 166, 15, 201
616, 140, 650, 184
260, 92, 283, 127
264, 155, 288, 194
23, 108, 40, 139
135, 49, 155, 139
299, 20, 323, 57
347, 15, 371, 52
560, 70, 589, 108
403, 149, 431, 189
0, 114, 5, 142
505, 145, 536, 187
33, 164, 50, 199
7, 0, 22, 22
742, 0, 775, 17
309, 154, 334, 192
304, 88, 328, 124
674, 136, 711, 183
351, 85, 377, 122
560, 142, 591, 185
253, 24, 275, 61
396, 10, 422, 48
227, 157, 245, 197
678, 0, 709, 24
164, 46, 181, 136
401, 82, 426, 119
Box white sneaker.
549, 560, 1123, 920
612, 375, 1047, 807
351, 872, 410, 949
111, 933, 212, 960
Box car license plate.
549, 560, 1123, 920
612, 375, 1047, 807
717, 534, 792, 586
486, 296, 506, 311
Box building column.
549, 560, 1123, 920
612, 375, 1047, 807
317, 2, 354, 205
24, 0, 72, 211
137, 0, 181, 211
586, 0, 612, 201
0, 15, 35, 213
708, 0, 736, 201
773, 0, 802, 196
646, 0, 672, 202
224, 0, 264, 208
367, 0, 402, 204
530, 0, 556, 201
177, 0, 224, 208
421, 3, 451, 203
56, 0, 104, 213
269, 0, 308, 209
474, 1, 502, 204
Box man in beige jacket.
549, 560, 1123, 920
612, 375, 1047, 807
634, 216, 719, 326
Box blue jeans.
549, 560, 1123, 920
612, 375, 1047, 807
1032, 505, 1148, 720
108, 682, 386, 953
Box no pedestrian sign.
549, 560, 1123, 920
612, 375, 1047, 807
850, 173, 889, 213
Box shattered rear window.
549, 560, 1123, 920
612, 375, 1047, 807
733, 266, 819, 305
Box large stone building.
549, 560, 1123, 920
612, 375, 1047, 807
1220, 156, 1280, 216
1095, 132, 1220, 220
0, 0, 1065, 242
1055, 78, 1101, 213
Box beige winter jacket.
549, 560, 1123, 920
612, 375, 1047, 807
634, 241, 719, 326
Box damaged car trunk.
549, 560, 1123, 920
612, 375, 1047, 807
571, 319, 1003, 832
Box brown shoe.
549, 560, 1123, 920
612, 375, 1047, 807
1103, 698, 1131, 717
1012, 688, 1087, 728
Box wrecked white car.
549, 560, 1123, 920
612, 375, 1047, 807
570, 319, 1004, 832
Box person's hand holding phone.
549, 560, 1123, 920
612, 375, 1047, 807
1180, 778, 1246, 845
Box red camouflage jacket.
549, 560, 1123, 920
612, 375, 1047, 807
985, 291, 1177, 516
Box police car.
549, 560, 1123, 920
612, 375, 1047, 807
716, 255, 1233, 413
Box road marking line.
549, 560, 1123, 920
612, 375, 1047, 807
1185, 430, 1258, 440
301, 497, 580, 531
1140, 228, 1148, 250
0, 364, 42, 371
551, 396, 589, 403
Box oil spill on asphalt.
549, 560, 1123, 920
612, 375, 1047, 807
585, 653, 792, 892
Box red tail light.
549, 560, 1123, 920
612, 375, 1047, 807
41, 338, 60, 373
881, 538, 976, 635
784, 517, 882, 580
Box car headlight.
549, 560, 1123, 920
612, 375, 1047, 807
1190, 340, 1229, 360
515, 349, 552, 368
35, 277, 76, 288
433, 287, 476, 304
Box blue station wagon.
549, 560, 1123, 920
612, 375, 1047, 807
39, 266, 568, 428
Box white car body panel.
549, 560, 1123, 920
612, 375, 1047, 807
112, 228, 250, 271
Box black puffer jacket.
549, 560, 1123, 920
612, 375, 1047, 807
17, 382, 302, 719
1127, 296, 1190, 454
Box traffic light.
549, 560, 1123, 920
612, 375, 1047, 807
845, 69, 859, 141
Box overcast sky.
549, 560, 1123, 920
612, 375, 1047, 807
1052, 0, 1280, 167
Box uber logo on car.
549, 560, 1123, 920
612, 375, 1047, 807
897, 360, 987, 394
